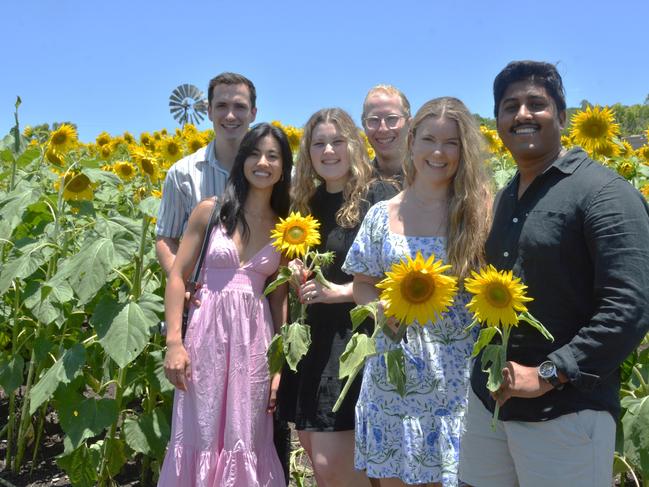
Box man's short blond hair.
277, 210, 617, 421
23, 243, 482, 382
362, 84, 411, 120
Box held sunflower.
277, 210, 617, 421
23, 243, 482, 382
464, 265, 532, 328
270, 212, 321, 259
376, 251, 458, 325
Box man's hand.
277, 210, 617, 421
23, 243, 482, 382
492, 361, 554, 406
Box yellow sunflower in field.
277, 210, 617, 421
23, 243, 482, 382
620, 140, 635, 157
139, 132, 154, 148
616, 160, 637, 180
569, 106, 619, 152
480, 125, 504, 155
96, 131, 112, 147
151, 189, 162, 199
636, 146, 649, 165
561, 134, 574, 149
464, 265, 532, 328
56, 173, 94, 201
45, 148, 65, 168
99, 144, 113, 160
270, 212, 321, 259
131, 147, 160, 183
591, 141, 621, 160
113, 160, 136, 181
48, 124, 78, 153
377, 252, 458, 325
158, 136, 183, 164
186, 133, 207, 153
640, 183, 649, 200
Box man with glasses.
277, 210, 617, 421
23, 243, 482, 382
361, 84, 411, 186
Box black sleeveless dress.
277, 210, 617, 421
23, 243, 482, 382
277, 180, 398, 431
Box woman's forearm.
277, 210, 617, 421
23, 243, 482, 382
352, 278, 380, 305
164, 273, 188, 346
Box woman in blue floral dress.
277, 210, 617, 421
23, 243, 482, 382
342, 97, 493, 486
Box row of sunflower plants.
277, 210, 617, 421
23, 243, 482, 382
0, 100, 181, 486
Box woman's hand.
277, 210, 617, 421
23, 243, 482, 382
267, 373, 281, 413
377, 299, 400, 333
164, 343, 192, 391
299, 278, 351, 305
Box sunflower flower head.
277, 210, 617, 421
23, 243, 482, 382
616, 160, 637, 180
480, 125, 504, 155
96, 131, 112, 147
376, 251, 458, 326
636, 146, 649, 165
45, 147, 66, 168
55, 172, 95, 202
48, 124, 78, 153
569, 106, 619, 152
464, 265, 532, 328
113, 160, 137, 181
270, 212, 321, 259
158, 136, 183, 165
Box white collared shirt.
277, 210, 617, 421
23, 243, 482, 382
156, 139, 229, 238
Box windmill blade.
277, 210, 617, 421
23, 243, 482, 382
169, 89, 184, 103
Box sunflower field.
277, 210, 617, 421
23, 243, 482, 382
1, 96, 648, 486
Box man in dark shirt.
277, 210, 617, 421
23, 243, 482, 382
459, 60, 649, 487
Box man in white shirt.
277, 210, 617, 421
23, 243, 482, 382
155, 72, 257, 275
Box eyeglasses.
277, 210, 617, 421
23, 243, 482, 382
363, 114, 404, 130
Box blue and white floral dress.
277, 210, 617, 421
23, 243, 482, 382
342, 200, 477, 486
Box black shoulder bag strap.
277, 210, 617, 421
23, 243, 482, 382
182, 198, 222, 338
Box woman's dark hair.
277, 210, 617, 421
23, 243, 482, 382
220, 122, 293, 241
493, 61, 566, 118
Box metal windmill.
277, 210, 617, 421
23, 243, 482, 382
169, 84, 208, 126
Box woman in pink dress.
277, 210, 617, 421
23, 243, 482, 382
159, 123, 293, 486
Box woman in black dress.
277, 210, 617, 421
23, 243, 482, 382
277, 108, 397, 487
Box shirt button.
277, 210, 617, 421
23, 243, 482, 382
512, 217, 519, 223
503, 251, 509, 257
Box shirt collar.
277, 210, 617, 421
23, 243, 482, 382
204, 139, 229, 174
504, 147, 588, 196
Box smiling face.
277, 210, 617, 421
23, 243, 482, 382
309, 121, 351, 192
410, 116, 461, 190
496, 80, 565, 167
208, 83, 257, 142
363, 92, 408, 161
243, 135, 283, 191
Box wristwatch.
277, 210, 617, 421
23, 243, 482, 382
538, 360, 564, 390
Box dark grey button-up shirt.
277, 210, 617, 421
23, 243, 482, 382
471, 147, 649, 421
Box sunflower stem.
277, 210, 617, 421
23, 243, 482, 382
9, 97, 21, 192
491, 326, 510, 430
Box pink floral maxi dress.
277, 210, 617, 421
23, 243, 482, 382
158, 225, 285, 487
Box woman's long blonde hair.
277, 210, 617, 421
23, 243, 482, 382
404, 97, 493, 278
292, 108, 374, 228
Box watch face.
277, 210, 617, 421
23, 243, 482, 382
539, 361, 556, 379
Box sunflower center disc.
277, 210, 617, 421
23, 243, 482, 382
52, 133, 67, 145
402, 272, 434, 304
486, 284, 511, 308
286, 226, 306, 244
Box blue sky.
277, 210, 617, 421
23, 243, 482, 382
2, 0, 647, 141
